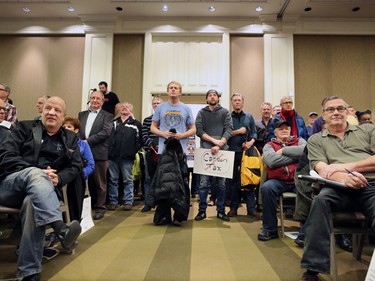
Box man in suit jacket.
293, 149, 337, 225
78, 91, 113, 220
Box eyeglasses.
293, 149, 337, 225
323, 106, 347, 114
0, 106, 7, 112
0, 89, 8, 92
282, 101, 293, 105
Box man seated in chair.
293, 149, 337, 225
0, 96, 82, 281
300, 96, 375, 281
258, 120, 306, 241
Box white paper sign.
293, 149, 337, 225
193, 148, 234, 179
365, 248, 375, 281
80, 196, 95, 235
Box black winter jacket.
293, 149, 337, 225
146, 138, 190, 220
0, 120, 83, 188
108, 116, 143, 160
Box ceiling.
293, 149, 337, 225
0, 0, 374, 21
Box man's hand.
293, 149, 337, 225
211, 145, 220, 155
342, 171, 368, 190
43, 166, 59, 186
212, 139, 226, 148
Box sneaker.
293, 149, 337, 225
299, 272, 321, 281
124, 204, 132, 211
57, 220, 82, 251
207, 200, 215, 206
257, 229, 278, 241
294, 236, 305, 248
107, 203, 119, 211
227, 208, 237, 217
141, 205, 151, 212
217, 211, 230, 222
194, 211, 206, 221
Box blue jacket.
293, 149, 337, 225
228, 111, 257, 152
268, 111, 308, 141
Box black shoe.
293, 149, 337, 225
22, 273, 41, 281
93, 212, 104, 220
155, 217, 172, 226
217, 211, 230, 222
294, 236, 305, 248
141, 205, 151, 212
58, 220, 82, 251
173, 219, 182, 226
257, 229, 278, 241
194, 211, 206, 221
336, 233, 352, 252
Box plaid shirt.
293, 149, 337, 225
5, 101, 17, 125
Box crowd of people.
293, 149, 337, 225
0, 80, 374, 281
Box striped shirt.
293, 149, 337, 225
142, 114, 158, 148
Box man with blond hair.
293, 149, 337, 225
149, 81, 196, 226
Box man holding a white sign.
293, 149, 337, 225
194, 89, 233, 222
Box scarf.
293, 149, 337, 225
280, 109, 298, 137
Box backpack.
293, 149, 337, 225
240, 146, 263, 190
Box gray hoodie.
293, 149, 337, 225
195, 105, 233, 150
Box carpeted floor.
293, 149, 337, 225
0, 199, 372, 281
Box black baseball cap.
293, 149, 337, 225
274, 120, 290, 129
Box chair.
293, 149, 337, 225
60, 185, 71, 224
330, 211, 372, 281
278, 192, 297, 238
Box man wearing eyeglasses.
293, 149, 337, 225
0, 98, 11, 141
299, 96, 375, 281
268, 96, 308, 141
0, 83, 17, 126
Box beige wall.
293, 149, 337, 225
294, 35, 375, 120
230, 35, 264, 119
0, 35, 85, 120
112, 34, 144, 120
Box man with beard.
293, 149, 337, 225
194, 89, 233, 222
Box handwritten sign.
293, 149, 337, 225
193, 148, 234, 179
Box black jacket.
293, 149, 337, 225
146, 138, 190, 220
0, 120, 83, 188
0, 120, 85, 221
109, 116, 143, 160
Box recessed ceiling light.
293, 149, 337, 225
68, 6, 75, 12
208, 6, 216, 12
23, 7, 31, 13
304, 7, 312, 12
255, 6, 263, 12
162, 5, 168, 12
352, 7, 360, 12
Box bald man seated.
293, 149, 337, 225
0, 96, 82, 281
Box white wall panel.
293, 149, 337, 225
264, 34, 294, 107
149, 35, 225, 93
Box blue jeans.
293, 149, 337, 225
261, 179, 295, 231
108, 159, 134, 205
301, 186, 375, 274
243, 190, 256, 214
198, 175, 226, 212
0, 167, 62, 278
